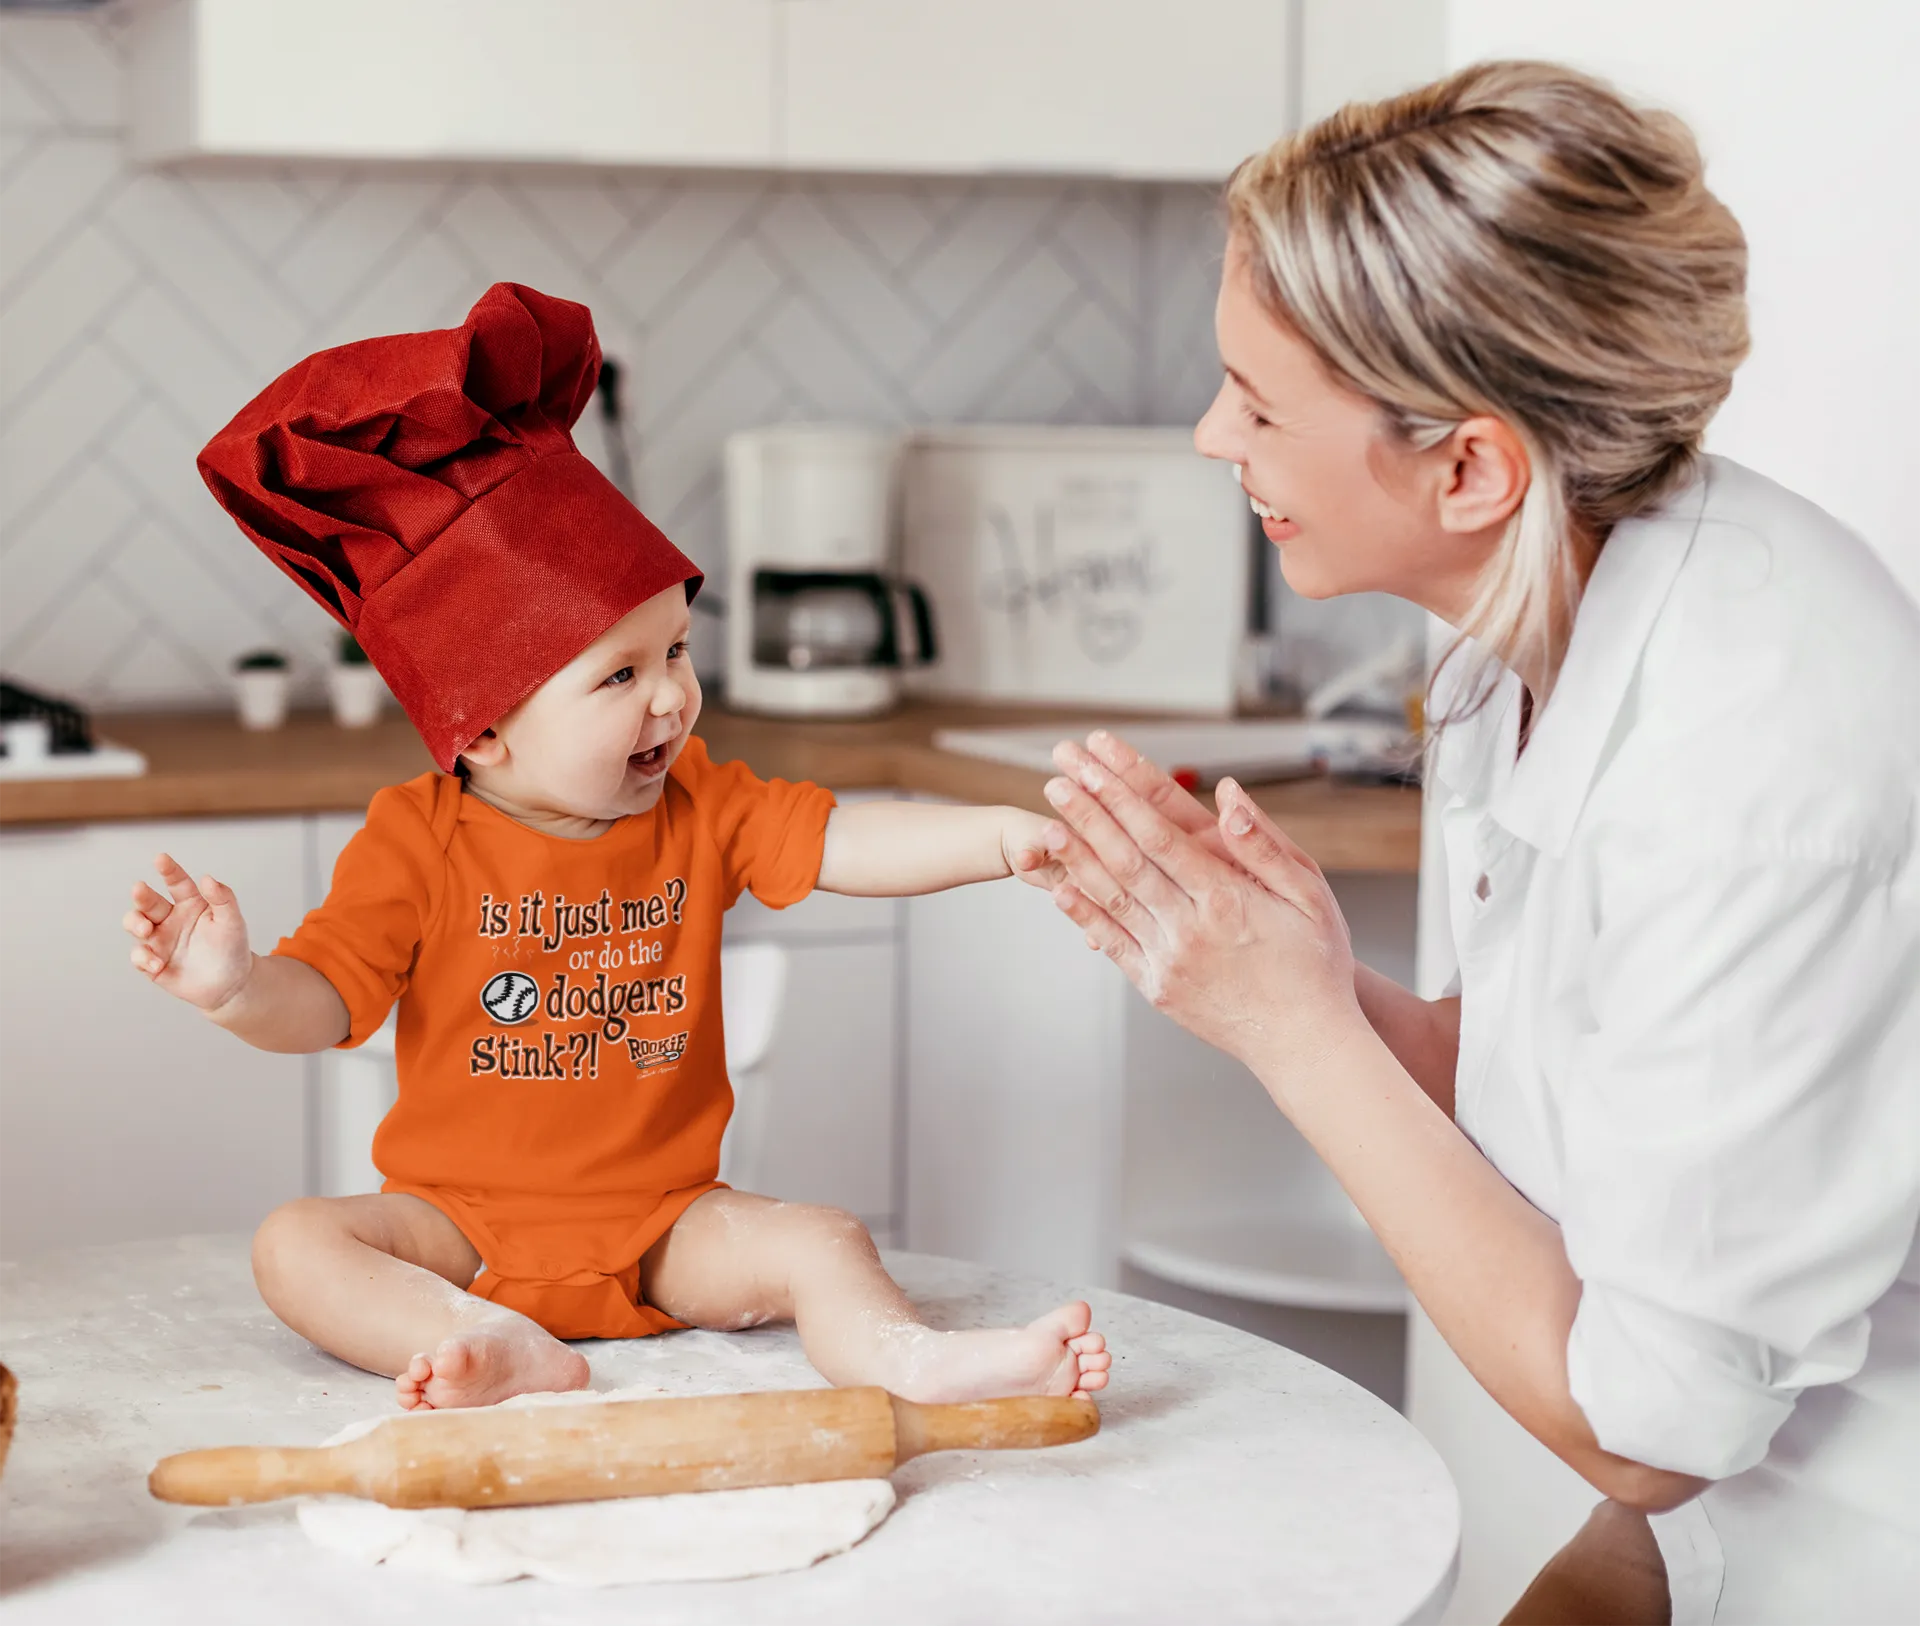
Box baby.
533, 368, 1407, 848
126, 284, 1108, 1412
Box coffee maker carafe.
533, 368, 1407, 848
723, 426, 936, 717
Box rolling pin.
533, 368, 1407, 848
149, 1387, 1097, 1510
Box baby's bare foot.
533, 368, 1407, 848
884, 1300, 1110, 1405
394, 1327, 589, 1410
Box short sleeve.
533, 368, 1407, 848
672, 736, 836, 909
1560, 846, 1920, 1479
274, 778, 447, 1047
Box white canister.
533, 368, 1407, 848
1, 717, 53, 765
233, 668, 290, 731
327, 662, 386, 728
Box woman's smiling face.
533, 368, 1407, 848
1193, 237, 1494, 618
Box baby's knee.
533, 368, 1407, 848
250, 1197, 342, 1292
780, 1202, 876, 1254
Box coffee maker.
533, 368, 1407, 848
723, 425, 936, 717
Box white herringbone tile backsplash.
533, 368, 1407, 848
0, 11, 1229, 710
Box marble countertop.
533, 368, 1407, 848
0, 1237, 1457, 1624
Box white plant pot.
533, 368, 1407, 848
327, 663, 386, 728
233, 669, 290, 731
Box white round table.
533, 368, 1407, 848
0, 1237, 1457, 1624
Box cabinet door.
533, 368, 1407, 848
905, 877, 1125, 1284
132, 0, 778, 167
0, 818, 309, 1257
783, 0, 1292, 179
739, 941, 897, 1224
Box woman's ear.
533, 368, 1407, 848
1436, 415, 1531, 535
459, 727, 506, 771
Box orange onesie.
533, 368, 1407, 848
276, 737, 835, 1340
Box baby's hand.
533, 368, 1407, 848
124, 854, 255, 1014
1002, 810, 1068, 892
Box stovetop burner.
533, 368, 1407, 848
0, 678, 94, 754
0, 677, 147, 781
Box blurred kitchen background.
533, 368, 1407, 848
0, 0, 1429, 714
3, 4, 1914, 1622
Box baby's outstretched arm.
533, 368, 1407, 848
125, 853, 349, 1052
815, 803, 1065, 897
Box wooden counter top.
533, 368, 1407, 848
0, 703, 1420, 872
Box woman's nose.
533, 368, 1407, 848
1193, 382, 1242, 463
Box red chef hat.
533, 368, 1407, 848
198, 283, 701, 771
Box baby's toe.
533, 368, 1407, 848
431, 1338, 474, 1381
1030, 1301, 1093, 1343
1068, 1329, 1106, 1355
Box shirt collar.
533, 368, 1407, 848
1488, 460, 1713, 856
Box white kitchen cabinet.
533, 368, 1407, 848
724, 849, 901, 1234
123, 0, 1446, 181
126, 0, 778, 168
782, 0, 1291, 181
0, 817, 310, 1258
906, 876, 1127, 1286
905, 851, 1418, 1406
727, 939, 898, 1225
906, 867, 1418, 1291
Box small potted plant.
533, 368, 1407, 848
328, 632, 385, 728
232, 649, 291, 731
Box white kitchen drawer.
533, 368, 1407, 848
0, 816, 310, 1257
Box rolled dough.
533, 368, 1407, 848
297, 1385, 896, 1586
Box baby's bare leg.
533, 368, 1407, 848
640, 1190, 1111, 1402
250, 1194, 587, 1410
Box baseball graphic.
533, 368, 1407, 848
480, 970, 540, 1025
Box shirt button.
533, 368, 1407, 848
1474, 872, 1491, 902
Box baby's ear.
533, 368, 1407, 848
458, 728, 506, 771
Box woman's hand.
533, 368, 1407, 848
1039, 731, 1365, 1080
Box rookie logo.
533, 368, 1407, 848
479, 970, 539, 1025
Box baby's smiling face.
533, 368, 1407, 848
457, 585, 701, 835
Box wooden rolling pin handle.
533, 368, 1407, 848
889, 1394, 1100, 1463
148, 1445, 346, 1507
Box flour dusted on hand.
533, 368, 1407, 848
296, 1385, 895, 1586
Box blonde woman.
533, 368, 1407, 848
1029, 62, 1920, 1625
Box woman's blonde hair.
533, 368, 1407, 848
1226, 59, 1749, 720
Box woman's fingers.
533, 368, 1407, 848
1050, 880, 1151, 985
1083, 730, 1215, 835
1057, 741, 1233, 903
1214, 779, 1322, 912
1035, 815, 1167, 946
1043, 763, 1188, 926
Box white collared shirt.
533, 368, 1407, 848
1431, 457, 1920, 1623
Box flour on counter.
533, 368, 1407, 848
296, 1384, 895, 1586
